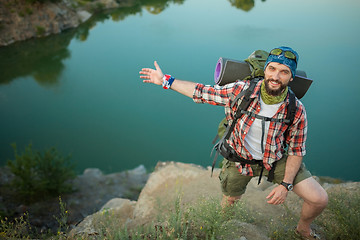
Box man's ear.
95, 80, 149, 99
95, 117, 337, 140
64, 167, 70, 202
289, 77, 294, 82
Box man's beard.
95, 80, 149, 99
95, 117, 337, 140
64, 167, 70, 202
264, 78, 288, 96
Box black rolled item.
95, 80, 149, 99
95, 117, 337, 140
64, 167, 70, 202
213, 57, 313, 99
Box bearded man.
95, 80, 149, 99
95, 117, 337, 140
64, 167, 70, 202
139, 46, 328, 240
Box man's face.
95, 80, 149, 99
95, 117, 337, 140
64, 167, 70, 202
264, 62, 293, 96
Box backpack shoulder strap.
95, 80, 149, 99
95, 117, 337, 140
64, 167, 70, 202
282, 88, 297, 149
230, 77, 261, 110
285, 88, 296, 126
222, 78, 260, 141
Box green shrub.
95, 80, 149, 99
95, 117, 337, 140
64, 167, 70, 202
35, 26, 45, 36
18, 11, 25, 17
54, 196, 70, 236
7, 143, 76, 203
90, 2, 105, 13
185, 197, 255, 239
25, 7, 33, 15
0, 213, 32, 239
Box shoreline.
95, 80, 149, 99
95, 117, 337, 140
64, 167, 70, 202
0, 0, 136, 47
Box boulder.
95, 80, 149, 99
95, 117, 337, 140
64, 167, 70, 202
65, 165, 149, 223
69, 198, 136, 237
133, 161, 222, 223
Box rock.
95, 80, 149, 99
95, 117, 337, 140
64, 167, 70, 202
100, 198, 136, 211
77, 10, 92, 23
65, 165, 148, 224
99, 0, 120, 9
0, 0, 149, 46
128, 164, 146, 175
0, 0, 81, 46
0, 164, 148, 233
133, 162, 222, 223
82, 168, 104, 180
69, 197, 136, 237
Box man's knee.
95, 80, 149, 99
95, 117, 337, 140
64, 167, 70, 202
295, 177, 328, 208
314, 188, 328, 209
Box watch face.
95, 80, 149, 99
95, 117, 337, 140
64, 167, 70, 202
281, 182, 293, 191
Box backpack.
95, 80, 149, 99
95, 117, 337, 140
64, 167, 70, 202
212, 50, 296, 143
210, 50, 297, 183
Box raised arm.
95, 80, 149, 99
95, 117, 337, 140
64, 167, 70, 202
139, 61, 196, 98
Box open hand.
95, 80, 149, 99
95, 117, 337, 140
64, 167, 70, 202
139, 61, 164, 86
266, 185, 288, 205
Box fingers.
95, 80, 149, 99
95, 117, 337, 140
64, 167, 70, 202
154, 61, 160, 71
139, 68, 153, 81
267, 197, 284, 205
139, 68, 153, 75
266, 189, 275, 199
266, 187, 287, 205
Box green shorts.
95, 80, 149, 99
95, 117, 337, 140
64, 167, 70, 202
219, 155, 312, 197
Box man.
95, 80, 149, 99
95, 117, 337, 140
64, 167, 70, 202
139, 47, 328, 240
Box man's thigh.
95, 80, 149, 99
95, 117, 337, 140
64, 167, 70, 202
293, 177, 328, 204
219, 159, 252, 197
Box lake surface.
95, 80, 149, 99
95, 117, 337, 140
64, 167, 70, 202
1, 0, 359, 181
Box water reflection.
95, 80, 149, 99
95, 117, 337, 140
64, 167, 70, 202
0, 0, 262, 87
0, 29, 74, 87
229, 0, 266, 12
76, 4, 144, 42
0, 0, 186, 87
139, 0, 185, 15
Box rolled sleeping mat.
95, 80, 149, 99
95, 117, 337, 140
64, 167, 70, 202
214, 57, 251, 86
214, 57, 313, 99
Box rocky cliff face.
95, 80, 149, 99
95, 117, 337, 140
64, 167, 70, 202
0, 0, 135, 46
0, 0, 83, 46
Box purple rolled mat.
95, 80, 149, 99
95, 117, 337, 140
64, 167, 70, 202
214, 57, 252, 86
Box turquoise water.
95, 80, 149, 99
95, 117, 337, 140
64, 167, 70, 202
1, 0, 359, 181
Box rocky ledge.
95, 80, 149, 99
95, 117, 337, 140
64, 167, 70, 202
69, 161, 360, 240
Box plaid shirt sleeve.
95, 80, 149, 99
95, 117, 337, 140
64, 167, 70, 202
192, 82, 244, 106
286, 100, 307, 156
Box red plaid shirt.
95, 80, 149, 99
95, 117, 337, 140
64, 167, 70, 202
193, 80, 307, 176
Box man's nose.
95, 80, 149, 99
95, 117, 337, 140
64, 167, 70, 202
272, 71, 280, 80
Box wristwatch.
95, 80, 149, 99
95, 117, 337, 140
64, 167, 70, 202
280, 181, 294, 191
